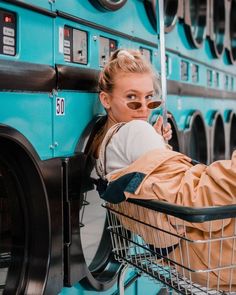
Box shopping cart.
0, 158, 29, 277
103, 199, 236, 295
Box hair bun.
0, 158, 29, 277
117, 50, 135, 60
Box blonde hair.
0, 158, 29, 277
99, 49, 161, 96
91, 49, 161, 158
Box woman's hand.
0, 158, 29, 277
153, 115, 172, 141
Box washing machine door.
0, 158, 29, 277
63, 115, 120, 291
0, 126, 51, 295
89, 0, 127, 11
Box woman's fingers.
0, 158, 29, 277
153, 115, 163, 134
163, 123, 173, 141
153, 115, 173, 141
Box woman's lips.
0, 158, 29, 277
133, 117, 148, 120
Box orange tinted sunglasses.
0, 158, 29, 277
126, 100, 162, 110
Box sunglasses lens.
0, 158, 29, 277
126, 101, 142, 110
126, 100, 162, 110
147, 100, 162, 109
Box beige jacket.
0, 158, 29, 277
98, 124, 236, 290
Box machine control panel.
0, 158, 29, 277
140, 47, 152, 63
181, 60, 189, 81
165, 54, 170, 76
207, 69, 213, 87
224, 74, 229, 90
0, 9, 16, 56
231, 77, 234, 91
191, 64, 199, 83
99, 36, 117, 67
214, 71, 219, 88
64, 26, 88, 64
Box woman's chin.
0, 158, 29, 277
133, 117, 148, 121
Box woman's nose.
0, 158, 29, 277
138, 100, 149, 111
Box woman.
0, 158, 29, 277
91, 49, 172, 160
92, 49, 236, 290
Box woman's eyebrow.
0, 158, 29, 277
124, 89, 139, 93
124, 89, 154, 94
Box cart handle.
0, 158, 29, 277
127, 199, 236, 222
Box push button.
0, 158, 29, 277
3, 45, 15, 55
3, 36, 15, 46
3, 27, 15, 37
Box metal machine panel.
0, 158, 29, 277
0, 2, 55, 159
0, 93, 53, 159
63, 26, 88, 64
4, 0, 53, 11
53, 15, 157, 158
0, 2, 54, 65
52, 91, 100, 157
54, 0, 157, 44
0, 9, 16, 56
99, 36, 117, 67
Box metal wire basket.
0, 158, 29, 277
103, 199, 236, 294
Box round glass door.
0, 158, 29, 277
89, 0, 127, 11
0, 130, 51, 295
213, 114, 225, 161
75, 116, 120, 290
80, 169, 107, 270
0, 160, 26, 294
189, 114, 208, 164
185, 0, 207, 48
144, 0, 179, 32
0, 168, 11, 294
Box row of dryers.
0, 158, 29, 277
166, 109, 236, 164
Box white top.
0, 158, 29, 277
105, 120, 167, 175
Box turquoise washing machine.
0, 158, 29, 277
0, 2, 63, 294
0, 1, 236, 294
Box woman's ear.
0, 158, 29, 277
99, 91, 111, 110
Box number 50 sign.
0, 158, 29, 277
56, 97, 65, 116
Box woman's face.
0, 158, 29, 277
100, 72, 156, 123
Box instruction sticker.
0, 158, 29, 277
59, 27, 64, 54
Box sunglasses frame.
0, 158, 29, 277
126, 99, 162, 110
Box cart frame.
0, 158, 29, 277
103, 199, 236, 295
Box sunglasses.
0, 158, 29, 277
126, 100, 162, 110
